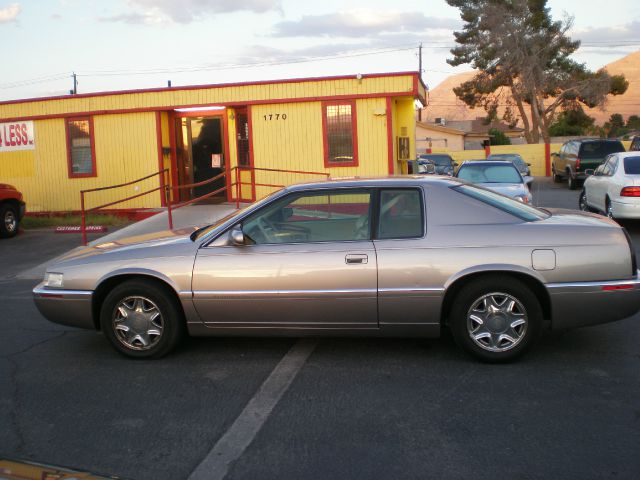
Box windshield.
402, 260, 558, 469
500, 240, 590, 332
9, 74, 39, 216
457, 164, 522, 184
623, 157, 640, 175
419, 155, 452, 166
453, 184, 549, 222
190, 189, 284, 241
579, 141, 625, 159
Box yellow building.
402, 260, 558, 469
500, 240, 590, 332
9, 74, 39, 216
0, 72, 425, 213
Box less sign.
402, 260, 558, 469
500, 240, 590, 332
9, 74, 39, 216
0, 121, 35, 152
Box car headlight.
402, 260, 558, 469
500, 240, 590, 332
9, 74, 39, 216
44, 272, 64, 288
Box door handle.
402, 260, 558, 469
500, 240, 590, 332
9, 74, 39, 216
345, 254, 368, 265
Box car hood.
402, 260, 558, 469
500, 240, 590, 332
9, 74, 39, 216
53, 226, 200, 263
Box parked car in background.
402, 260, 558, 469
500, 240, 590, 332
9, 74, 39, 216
630, 136, 640, 152
417, 153, 457, 176
33, 176, 640, 363
408, 158, 437, 175
580, 151, 640, 219
0, 184, 25, 238
552, 139, 626, 190
487, 153, 531, 177
455, 160, 533, 203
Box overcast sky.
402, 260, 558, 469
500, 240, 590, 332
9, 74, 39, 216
0, 0, 639, 101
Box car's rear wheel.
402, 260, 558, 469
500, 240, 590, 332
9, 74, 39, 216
568, 174, 578, 190
449, 276, 543, 362
579, 190, 590, 212
0, 204, 19, 238
100, 279, 185, 358
552, 167, 563, 183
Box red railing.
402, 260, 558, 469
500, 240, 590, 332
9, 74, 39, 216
80, 169, 169, 245
80, 166, 331, 245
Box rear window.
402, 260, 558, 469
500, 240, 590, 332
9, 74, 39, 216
419, 155, 452, 166
579, 141, 625, 159
457, 164, 522, 183
623, 157, 640, 174
453, 184, 549, 222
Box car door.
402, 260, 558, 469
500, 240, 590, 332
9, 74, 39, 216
595, 157, 616, 211
191, 188, 378, 329
372, 188, 440, 332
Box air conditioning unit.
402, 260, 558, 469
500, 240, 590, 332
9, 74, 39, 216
434, 117, 446, 126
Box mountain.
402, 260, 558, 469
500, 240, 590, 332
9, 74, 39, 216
422, 51, 640, 126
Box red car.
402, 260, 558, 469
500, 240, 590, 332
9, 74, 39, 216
0, 183, 25, 238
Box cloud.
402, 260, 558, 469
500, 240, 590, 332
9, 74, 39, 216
271, 10, 460, 38
100, 0, 281, 24
0, 3, 21, 23
571, 21, 640, 45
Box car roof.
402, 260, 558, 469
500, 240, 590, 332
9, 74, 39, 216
283, 175, 462, 191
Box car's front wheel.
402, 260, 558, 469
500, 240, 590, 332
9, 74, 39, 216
0, 203, 19, 238
579, 190, 590, 212
449, 275, 543, 362
100, 279, 185, 358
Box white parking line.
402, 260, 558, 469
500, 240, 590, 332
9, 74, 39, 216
188, 339, 317, 480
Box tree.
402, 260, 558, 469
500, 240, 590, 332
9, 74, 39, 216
488, 128, 511, 145
446, 0, 628, 143
548, 108, 595, 136
603, 113, 628, 138
626, 115, 640, 131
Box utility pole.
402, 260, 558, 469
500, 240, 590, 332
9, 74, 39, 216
418, 43, 423, 121
72, 72, 77, 95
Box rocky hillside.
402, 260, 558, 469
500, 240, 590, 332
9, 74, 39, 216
422, 51, 640, 126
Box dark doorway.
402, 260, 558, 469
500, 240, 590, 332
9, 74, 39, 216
175, 115, 225, 202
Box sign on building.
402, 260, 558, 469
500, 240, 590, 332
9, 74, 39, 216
0, 121, 35, 152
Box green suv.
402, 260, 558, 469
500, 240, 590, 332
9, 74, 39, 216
552, 139, 625, 190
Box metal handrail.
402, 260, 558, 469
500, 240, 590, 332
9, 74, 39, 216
80, 168, 169, 245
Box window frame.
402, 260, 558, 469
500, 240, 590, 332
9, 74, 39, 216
321, 100, 359, 168
65, 116, 97, 178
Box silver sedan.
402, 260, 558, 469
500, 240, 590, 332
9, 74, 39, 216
34, 176, 640, 362
456, 160, 533, 204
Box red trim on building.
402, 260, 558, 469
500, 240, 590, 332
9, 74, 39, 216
247, 105, 257, 202
322, 100, 359, 168
222, 110, 233, 202
0, 91, 420, 124
154, 112, 166, 207
65, 116, 97, 179
0, 71, 420, 107
544, 142, 551, 177
386, 97, 394, 175
167, 112, 179, 196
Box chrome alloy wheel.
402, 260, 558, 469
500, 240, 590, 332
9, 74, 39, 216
466, 292, 528, 353
4, 210, 16, 233
113, 296, 163, 351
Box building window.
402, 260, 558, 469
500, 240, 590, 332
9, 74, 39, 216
322, 101, 358, 167
66, 117, 96, 177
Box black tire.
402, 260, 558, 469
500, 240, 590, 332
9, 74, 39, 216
605, 198, 615, 220
100, 279, 185, 359
0, 203, 19, 238
568, 174, 578, 190
552, 168, 563, 183
449, 275, 543, 363
579, 190, 590, 212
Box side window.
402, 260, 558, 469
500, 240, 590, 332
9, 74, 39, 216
631, 137, 640, 152
609, 157, 619, 175
242, 189, 371, 244
322, 101, 358, 167
66, 117, 96, 178
377, 189, 424, 239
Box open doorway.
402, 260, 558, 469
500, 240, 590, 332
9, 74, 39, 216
174, 115, 226, 202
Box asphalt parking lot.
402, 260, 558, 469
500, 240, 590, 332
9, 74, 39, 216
1, 178, 639, 480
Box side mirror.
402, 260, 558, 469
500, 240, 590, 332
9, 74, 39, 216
584, 169, 595, 176
230, 227, 245, 245
524, 176, 534, 185
453, 162, 459, 167
526, 163, 531, 166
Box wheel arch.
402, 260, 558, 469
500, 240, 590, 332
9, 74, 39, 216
91, 272, 184, 330
440, 268, 551, 327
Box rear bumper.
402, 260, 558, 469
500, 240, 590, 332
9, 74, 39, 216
33, 283, 95, 329
547, 273, 640, 330
611, 199, 640, 219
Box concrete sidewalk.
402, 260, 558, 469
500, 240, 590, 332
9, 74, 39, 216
16, 203, 240, 279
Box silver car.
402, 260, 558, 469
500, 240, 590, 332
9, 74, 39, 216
456, 160, 533, 204
34, 177, 640, 362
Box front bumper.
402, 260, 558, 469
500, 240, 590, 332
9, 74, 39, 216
33, 283, 95, 329
547, 272, 640, 330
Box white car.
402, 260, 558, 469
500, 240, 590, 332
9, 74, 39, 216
580, 152, 640, 219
